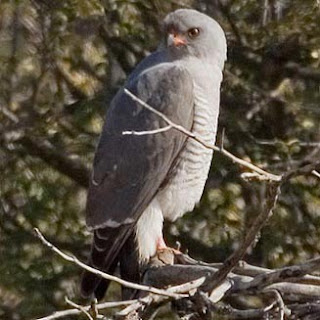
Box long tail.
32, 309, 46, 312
81, 226, 140, 300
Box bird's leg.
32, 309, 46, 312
156, 235, 168, 250
151, 236, 190, 266
156, 235, 182, 253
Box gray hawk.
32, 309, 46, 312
81, 8, 227, 300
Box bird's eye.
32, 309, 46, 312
188, 28, 200, 38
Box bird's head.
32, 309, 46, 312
161, 9, 227, 69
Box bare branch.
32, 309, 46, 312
0, 105, 90, 188
312, 170, 320, 179
35, 300, 137, 320
64, 297, 93, 320
0, 104, 19, 123
267, 282, 320, 297
217, 0, 245, 45
203, 182, 281, 293
233, 257, 320, 293
124, 88, 281, 182
34, 228, 187, 299
267, 290, 285, 320
19, 136, 90, 188
282, 160, 320, 182
123, 125, 173, 136
116, 277, 205, 319
284, 61, 320, 82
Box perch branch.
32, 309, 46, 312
34, 250, 320, 320
116, 277, 205, 319
232, 257, 320, 293
34, 228, 187, 299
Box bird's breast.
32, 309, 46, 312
157, 80, 220, 221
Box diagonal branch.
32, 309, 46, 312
203, 182, 281, 293
232, 257, 320, 293
64, 297, 93, 320
19, 136, 90, 188
124, 89, 281, 182
116, 277, 206, 319
34, 228, 187, 299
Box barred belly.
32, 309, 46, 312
135, 74, 221, 260
157, 83, 218, 221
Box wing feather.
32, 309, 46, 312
81, 62, 194, 298
86, 63, 194, 228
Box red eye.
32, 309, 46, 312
188, 28, 200, 38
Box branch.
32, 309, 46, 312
0, 104, 19, 123
203, 182, 281, 293
19, 136, 90, 188
64, 297, 93, 320
35, 299, 137, 320
232, 257, 320, 293
0, 104, 90, 188
217, 0, 244, 46
284, 62, 320, 82
115, 277, 205, 319
312, 170, 320, 179
34, 228, 188, 299
123, 89, 281, 182
282, 160, 320, 182
141, 254, 320, 319
123, 125, 173, 136
34, 241, 320, 320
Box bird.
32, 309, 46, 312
81, 8, 227, 300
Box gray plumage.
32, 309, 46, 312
81, 9, 227, 300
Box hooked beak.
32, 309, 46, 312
167, 33, 187, 47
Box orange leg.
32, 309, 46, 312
156, 235, 181, 254
156, 235, 167, 250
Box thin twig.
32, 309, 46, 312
217, 0, 244, 45
34, 228, 186, 299
116, 277, 206, 318
232, 257, 320, 293
65, 297, 94, 320
90, 299, 98, 320
312, 170, 320, 179
266, 290, 285, 320
124, 88, 281, 182
35, 300, 137, 320
123, 125, 173, 136
203, 182, 281, 293
0, 105, 19, 123
282, 160, 320, 182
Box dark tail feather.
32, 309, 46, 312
90, 258, 118, 301
80, 226, 133, 299
119, 232, 140, 300
92, 232, 141, 300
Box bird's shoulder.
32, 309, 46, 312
107, 56, 194, 126
126, 50, 193, 89
86, 54, 195, 229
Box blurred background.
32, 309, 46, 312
0, 0, 319, 319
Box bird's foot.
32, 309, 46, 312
153, 237, 183, 265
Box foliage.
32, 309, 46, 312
0, 0, 319, 319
